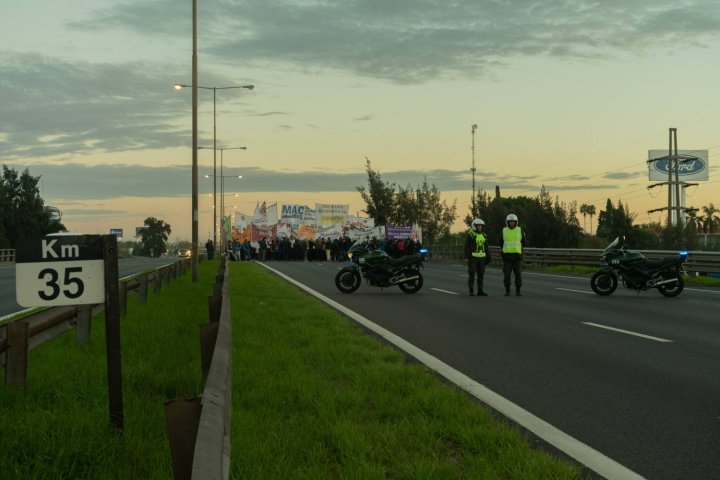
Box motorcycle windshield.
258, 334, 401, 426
602, 236, 620, 256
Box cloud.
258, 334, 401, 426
0, 53, 190, 158
604, 171, 645, 180
70, 1, 720, 84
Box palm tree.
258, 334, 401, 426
580, 203, 589, 233
586, 204, 597, 235
701, 203, 720, 247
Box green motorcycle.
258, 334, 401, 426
590, 236, 688, 297
334, 239, 427, 294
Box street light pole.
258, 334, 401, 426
191, 0, 198, 282
174, 82, 254, 248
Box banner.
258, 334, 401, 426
386, 224, 413, 240
316, 203, 348, 226
234, 212, 252, 242
648, 150, 709, 181
281, 204, 315, 226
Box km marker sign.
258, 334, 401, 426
16, 235, 105, 307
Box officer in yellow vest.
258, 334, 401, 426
502, 213, 526, 296
464, 218, 490, 296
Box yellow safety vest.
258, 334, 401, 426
469, 231, 487, 258
502, 226, 523, 254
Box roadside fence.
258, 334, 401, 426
165, 257, 232, 480
0, 249, 14, 263
0, 257, 194, 388
425, 245, 720, 275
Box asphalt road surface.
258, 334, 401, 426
0, 257, 175, 317
258, 259, 720, 480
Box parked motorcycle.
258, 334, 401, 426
334, 239, 428, 294
590, 236, 688, 297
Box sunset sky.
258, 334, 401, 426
2, 0, 719, 241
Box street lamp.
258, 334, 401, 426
198, 145, 246, 248
174, 82, 253, 249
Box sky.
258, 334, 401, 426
1, 0, 719, 242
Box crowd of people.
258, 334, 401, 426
217, 235, 421, 263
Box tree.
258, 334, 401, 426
0, 165, 66, 248
414, 179, 457, 243
138, 217, 172, 257
701, 203, 719, 248
586, 204, 596, 235
580, 203, 589, 233
356, 158, 395, 227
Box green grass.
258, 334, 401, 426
230, 263, 581, 479
0, 261, 215, 479
1, 260, 581, 479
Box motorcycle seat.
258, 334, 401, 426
386, 254, 421, 266
642, 257, 681, 271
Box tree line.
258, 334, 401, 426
0, 165, 66, 248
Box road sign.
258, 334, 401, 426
109, 228, 123, 237
16, 235, 105, 307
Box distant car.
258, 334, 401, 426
178, 249, 192, 258
44, 206, 62, 222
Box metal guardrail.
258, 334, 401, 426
426, 245, 720, 274
0, 258, 194, 378
0, 249, 15, 263
165, 257, 232, 480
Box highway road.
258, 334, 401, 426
258, 259, 720, 480
0, 257, 175, 318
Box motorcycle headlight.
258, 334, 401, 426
347, 252, 353, 259
679, 250, 688, 256
419, 248, 428, 254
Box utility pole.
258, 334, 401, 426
471, 124, 477, 204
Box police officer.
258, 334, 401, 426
502, 213, 526, 296
464, 218, 490, 296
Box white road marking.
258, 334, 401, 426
582, 322, 673, 343
431, 288, 460, 295
557, 288, 594, 295
258, 262, 646, 480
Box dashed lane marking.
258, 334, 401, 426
556, 288, 594, 294
582, 322, 673, 343
430, 288, 460, 295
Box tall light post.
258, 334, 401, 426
200, 146, 246, 250
174, 83, 253, 249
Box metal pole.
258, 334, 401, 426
667, 128, 673, 227
213, 88, 217, 248
471, 124, 477, 204
191, 0, 199, 282
673, 128, 681, 227
221, 149, 225, 253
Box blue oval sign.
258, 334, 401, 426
652, 158, 707, 176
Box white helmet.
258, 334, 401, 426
506, 214, 518, 222
471, 218, 485, 228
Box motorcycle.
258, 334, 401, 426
334, 239, 428, 294
590, 236, 689, 297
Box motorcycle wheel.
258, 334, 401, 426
335, 269, 361, 293
398, 271, 424, 294
657, 275, 684, 297
591, 271, 617, 296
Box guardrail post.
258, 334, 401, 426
76, 304, 93, 345
154, 270, 162, 294
165, 397, 202, 480
119, 281, 128, 318
6, 321, 29, 389
165, 266, 171, 286
199, 322, 220, 386
139, 273, 148, 304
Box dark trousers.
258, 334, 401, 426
502, 255, 522, 291
467, 258, 486, 293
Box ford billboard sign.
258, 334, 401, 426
648, 149, 708, 181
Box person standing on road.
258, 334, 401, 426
464, 218, 490, 296
502, 213, 526, 296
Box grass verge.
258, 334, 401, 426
1, 260, 582, 479
230, 262, 581, 479
0, 261, 216, 479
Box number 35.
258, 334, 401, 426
38, 267, 85, 300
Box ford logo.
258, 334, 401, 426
652, 158, 706, 176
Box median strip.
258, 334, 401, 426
581, 322, 673, 343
